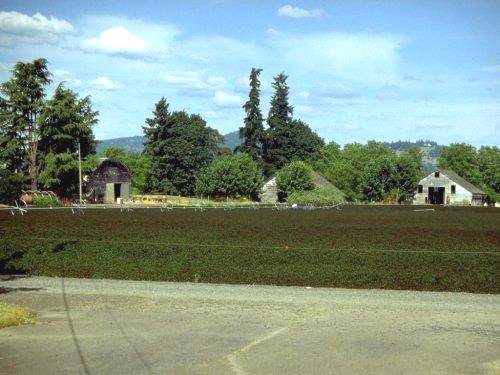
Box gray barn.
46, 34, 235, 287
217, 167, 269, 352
413, 169, 486, 206
85, 158, 131, 203
260, 171, 342, 203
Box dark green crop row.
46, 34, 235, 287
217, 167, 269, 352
1, 206, 499, 293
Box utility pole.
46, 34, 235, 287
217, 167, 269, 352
78, 141, 82, 204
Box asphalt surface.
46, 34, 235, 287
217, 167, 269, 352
0, 276, 499, 375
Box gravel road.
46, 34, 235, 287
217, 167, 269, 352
1, 276, 499, 374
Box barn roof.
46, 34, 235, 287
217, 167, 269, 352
311, 171, 343, 194
263, 171, 343, 194
437, 169, 485, 195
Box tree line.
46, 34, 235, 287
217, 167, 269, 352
1, 59, 498, 204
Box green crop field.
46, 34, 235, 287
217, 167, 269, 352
1, 206, 499, 293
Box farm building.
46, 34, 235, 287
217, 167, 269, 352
413, 169, 486, 206
260, 171, 342, 203
85, 158, 131, 203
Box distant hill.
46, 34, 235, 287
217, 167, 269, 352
96, 136, 145, 154
220, 130, 240, 150
384, 140, 444, 173
96, 134, 443, 173
96, 131, 241, 154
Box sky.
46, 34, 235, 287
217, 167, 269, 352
0, 0, 499, 146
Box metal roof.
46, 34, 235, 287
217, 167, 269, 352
436, 169, 486, 195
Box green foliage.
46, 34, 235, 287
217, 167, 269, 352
39, 83, 97, 156
439, 144, 500, 202
286, 187, 345, 206
236, 68, 265, 162
276, 161, 314, 200
263, 72, 323, 175
143, 98, 221, 195
101, 147, 151, 194
0, 169, 24, 204
1, 207, 498, 293
438, 143, 482, 186
38, 153, 78, 197
32, 194, 62, 207
195, 154, 264, 199
477, 146, 500, 197
315, 141, 422, 202
37, 84, 98, 197
0, 58, 52, 189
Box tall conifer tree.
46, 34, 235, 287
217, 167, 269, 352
236, 68, 264, 163
264, 72, 323, 175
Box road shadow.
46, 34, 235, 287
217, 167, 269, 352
61, 276, 91, 375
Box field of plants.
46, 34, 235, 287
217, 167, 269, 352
0, 206, 498, 293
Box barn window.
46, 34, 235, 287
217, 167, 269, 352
434, 171, 440, 178
451, 185, 456, 194
418, 185, 423, 193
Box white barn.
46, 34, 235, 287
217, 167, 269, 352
413, 169, 486, 206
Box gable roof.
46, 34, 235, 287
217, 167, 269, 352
263, 171, 343, 194
437, 169, 485, 195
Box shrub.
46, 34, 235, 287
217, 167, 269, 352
195, 154, 264, 199
275, 161, 314, 200
32, 195, 62, 207
0, 169, 24, 205
286, 187, 345, 206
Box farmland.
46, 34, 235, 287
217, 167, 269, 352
0, 206, 499, 293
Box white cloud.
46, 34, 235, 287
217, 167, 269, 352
481, 65, 500, 73
0, 11, 74, 44
268, 31, 405, 82
299, 91, 310, 99
53, 69, 70, 77
322, 84, 359, 98
213, 91, 244, 108
160, 70, 226, 90
88, 76, 124, 90
81, 26, 151, 55
277, 5, 325, 19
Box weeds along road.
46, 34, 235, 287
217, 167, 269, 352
0, 276, 499, 374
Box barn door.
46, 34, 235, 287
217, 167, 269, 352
106, 183, 115, 203
121, 183, 130, 200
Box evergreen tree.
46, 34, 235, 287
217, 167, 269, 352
143, 98, 221, 195
142, 98, 171, 192
38, 84, 98, 197
267, 72, 293, 128
0, 58, 51, 189
236, 68, 264, 163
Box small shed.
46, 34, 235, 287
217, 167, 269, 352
85, 158, 131, 203
413, 169, 486, 206
260, 171, 342, 203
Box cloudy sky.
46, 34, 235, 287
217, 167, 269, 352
0, 0, 499, 145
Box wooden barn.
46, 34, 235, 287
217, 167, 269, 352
85, 158, 131, 203
413, 169, 486, 206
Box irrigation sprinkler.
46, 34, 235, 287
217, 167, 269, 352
161, 201, 173, 212
9, 200, 28, 216
120, 205, 134, 213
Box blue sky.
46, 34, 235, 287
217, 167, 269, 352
0, 0, 499, 145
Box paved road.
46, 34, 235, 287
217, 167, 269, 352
0, 276, 499, 374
